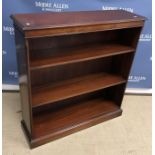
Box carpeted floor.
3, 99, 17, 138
3, 92, 151, 155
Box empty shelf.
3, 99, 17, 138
32, 73, 126, 107
30, 43, 134, 70
33, 98, 122, 139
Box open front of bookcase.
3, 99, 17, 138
26, 27, 141, 142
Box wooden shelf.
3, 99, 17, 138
33, 98, 122, 139
30, 43, 134, 70
32, 73, 126, 107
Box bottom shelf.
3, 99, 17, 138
23, 98, 122, 148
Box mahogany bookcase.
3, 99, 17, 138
11, 10, 145, 148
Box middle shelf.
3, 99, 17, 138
32, 73, 126, 107
30, 43, 134, 70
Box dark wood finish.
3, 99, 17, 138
11, 10, 145, 30
32, 99, 121, 142
14, 28, 33, 134
24, 21, 144, 38
11, 10, 145, 38
28, 30, 118, 51
30, 43, 134, 70
32, 73, 126, 107
11, 10, 145, 148
30, 57, 113, 87
30, 100, 122, 147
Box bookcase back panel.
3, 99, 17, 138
104, 83, 126, 106
29, 30, 117, 52
32, 83, 125, 115
31, 57, 112, 87
30, 52, 132, 88
111, 52, 134, 79
29, 27, 141, 61
117, 27, 142, 47
33, 89, 106, 114
31, 83, 126, 139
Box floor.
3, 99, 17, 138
3, 93, 151, 155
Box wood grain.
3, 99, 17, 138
11, 10, 145, 31
33, 99, 120, 138
32, 73, 126, 107
30, 43, 134, 70
11, 10, 145, 38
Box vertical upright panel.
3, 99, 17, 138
14, 27, 32, 134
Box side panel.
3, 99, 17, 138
110, 27, 143, 106
14, 27, 32, 134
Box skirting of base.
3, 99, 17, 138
21, 109, 122, 148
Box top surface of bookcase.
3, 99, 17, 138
11, 10, 145, 31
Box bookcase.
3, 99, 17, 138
11, 10, 145, 148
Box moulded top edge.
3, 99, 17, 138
10, 10, 146, 32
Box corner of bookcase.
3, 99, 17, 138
21, 120, 34, 148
